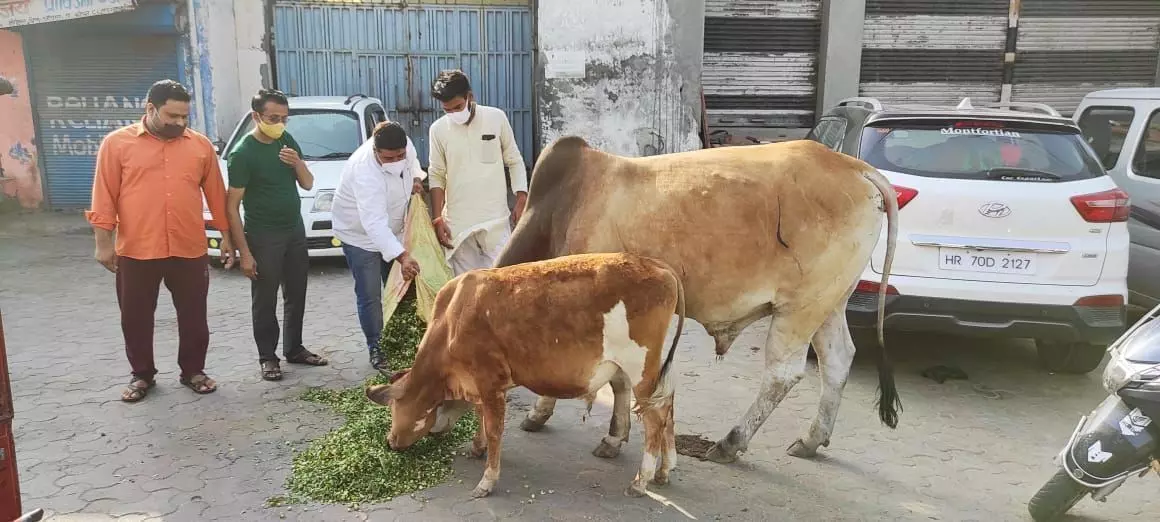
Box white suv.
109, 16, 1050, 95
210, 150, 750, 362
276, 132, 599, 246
1075, 88, 1160, 310
808, 97, 1129, 374
204, 95, 392, 258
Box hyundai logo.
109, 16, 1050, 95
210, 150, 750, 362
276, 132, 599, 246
979, 202, 1011, 218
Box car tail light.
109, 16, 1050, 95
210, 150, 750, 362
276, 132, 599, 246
855, 279, 899, 295
1074, 295, 1125, 307
1070, 188, 1130, 223
893, 185, 918, 210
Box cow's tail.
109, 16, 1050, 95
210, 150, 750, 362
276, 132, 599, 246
645, 266, 685, 411
860, 168, 902, 429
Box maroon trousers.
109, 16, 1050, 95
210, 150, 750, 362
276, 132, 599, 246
115, 255, 210, 381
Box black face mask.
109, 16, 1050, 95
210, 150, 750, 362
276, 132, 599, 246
149, 111, 185, 139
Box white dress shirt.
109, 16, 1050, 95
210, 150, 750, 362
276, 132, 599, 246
332, 136, 425, 262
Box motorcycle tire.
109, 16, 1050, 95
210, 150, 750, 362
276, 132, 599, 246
1027, 469, 1092, 521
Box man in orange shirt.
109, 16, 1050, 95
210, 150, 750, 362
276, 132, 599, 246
87, 79, 235, 402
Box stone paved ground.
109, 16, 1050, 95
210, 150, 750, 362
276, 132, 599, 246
3, 221, 1158, 521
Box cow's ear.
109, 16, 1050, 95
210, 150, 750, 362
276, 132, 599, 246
387, 368, 411, 384
365, 384, 393, 406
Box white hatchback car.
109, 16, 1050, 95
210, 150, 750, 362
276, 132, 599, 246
808, 97, 1130, 374
204, 95, 392, 258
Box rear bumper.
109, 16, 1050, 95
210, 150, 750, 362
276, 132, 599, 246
847, 291, 1126, 345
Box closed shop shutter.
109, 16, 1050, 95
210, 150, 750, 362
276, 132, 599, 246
702, 0, 822, 130
272, 1, 534, 168
23, 6, 181, 209
1013, 0, 1160, 116
859, 0, 1008, 106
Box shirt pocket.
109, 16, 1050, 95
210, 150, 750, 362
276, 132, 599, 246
478, 133, 501, 164
177, 154, 208, 188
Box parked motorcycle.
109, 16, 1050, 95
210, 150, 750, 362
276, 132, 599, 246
1028, 303, 1160, 520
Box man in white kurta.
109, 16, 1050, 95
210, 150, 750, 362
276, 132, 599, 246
428, 69, 527, 276
331, 121, 423, 369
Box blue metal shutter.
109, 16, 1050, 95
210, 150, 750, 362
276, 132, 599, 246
273, 1, 534, 169
24, 8, 181, 209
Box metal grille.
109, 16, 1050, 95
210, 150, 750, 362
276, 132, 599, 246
702, 0, 821, 130
859, 0, 1008, 107
273, 1, 534, 167
1012, 0, 1160, 116
22, 5, 182, 209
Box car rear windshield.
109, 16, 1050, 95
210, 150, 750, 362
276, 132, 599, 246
231, 109, 361, 160
858, 119, 1106, 182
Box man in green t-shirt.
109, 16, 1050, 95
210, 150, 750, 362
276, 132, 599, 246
226, 89, 328, 381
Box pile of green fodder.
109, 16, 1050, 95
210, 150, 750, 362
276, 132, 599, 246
284, 296, 479, 505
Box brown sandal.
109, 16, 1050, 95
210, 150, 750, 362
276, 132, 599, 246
261, 361, 283, 381
121, 377, 155, 403
180, 373, 218, 394
286, 349, 328, 366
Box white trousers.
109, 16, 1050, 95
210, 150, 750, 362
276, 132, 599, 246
448, 226, 511, 276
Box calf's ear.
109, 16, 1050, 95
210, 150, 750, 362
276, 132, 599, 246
365, 384, 394, 406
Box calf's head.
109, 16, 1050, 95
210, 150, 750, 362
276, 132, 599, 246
365, 369, 444, 450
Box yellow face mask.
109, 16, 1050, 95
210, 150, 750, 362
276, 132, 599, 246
257, 119, 285, 139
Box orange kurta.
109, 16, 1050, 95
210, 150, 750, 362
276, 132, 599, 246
86, 120, 229, 260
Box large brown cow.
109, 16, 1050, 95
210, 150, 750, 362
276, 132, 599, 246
494, 137, 900, 464
366, 252, 687, 498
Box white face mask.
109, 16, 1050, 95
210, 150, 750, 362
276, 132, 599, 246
380, 159, 406, 177
447, 105, 472, 125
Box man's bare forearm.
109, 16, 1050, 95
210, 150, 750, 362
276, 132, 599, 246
294, 162, 314, 191
227, 208, 251, 257
94, 227, 115, 251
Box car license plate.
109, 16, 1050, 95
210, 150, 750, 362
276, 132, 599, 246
938, 248, 1037, 275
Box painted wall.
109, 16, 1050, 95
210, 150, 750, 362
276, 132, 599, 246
0, 29, 42, 209
537, 0, 705, 157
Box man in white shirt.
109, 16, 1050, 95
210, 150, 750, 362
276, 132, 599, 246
428, 69, 528, 275
332, 121, 423, 370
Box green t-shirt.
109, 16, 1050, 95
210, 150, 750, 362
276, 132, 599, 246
227, 133, 304, 232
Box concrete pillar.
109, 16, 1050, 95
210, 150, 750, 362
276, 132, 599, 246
816, 0, 866, 116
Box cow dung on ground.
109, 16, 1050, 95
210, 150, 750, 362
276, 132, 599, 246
675, 434, 716, 460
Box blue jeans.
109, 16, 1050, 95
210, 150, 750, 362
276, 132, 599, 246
342, 244, 393, 355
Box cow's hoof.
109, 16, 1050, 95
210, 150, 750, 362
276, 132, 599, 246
786, 439, 819, 459
704, 442, 739, 464
471, 486, 492, 499
592, 440, 621, 459
651, 474, 670, 486
468, 446, 487, 459
625, 485, 648, 498
520, 417, 546, 432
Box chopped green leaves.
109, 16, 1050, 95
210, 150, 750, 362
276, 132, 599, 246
282, 297, 478, 505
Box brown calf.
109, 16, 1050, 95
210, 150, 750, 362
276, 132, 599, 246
365, 252, 686, 498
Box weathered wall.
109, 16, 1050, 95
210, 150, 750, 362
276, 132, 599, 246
537, 0, 704, 158
190, 0, 270, 144
0, 29, 42, 210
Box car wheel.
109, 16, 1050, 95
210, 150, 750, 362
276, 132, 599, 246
1035, 341, 1108, 374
